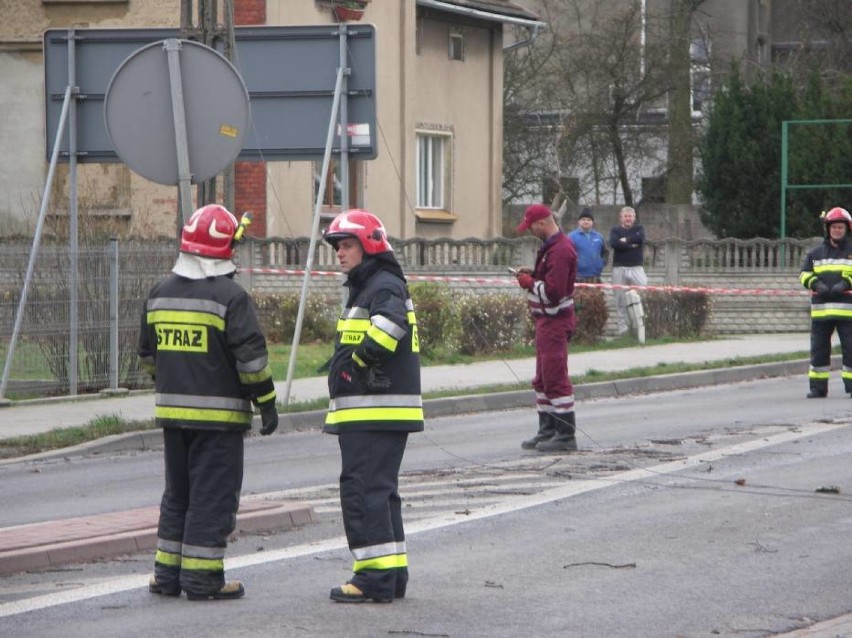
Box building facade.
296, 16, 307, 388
0, 0, 540, 240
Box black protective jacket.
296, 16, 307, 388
324, 255, 424, 434
138, 273, 276, 431
800, 237, 852, 320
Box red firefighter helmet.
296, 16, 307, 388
180, 204, 239, 259
822, 207, 852, 234
323, 209, 393, 254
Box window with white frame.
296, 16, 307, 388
416, 132, 451, 210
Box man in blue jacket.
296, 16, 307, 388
567, 208, 608, 284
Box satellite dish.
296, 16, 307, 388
104, 39, 249, 186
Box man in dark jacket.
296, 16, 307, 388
139, 204, 278, 601
799, 206, 852, 398
514, 203, 579, 452
322, 209, 424, 604
609, 206, 647, 336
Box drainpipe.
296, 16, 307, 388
504, 22, 543, 52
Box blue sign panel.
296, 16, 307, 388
44, 24, 377, 162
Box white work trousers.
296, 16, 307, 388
612, 266, 647, 333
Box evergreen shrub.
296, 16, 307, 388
455, 291, 528, 355
573, 286, 609, 343
642, 290, 710, 339
254, 292, 338, 344
409, 282, 455, 357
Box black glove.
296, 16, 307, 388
830, 280, 849, 298
354, 361, 392, 391
259, 404, 279, 436
813, 281, 830, 297
365, 366, 392, 391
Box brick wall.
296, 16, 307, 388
235, 162, 268, 238
235, 0, 265, 25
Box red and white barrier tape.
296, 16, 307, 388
236, 267, 811, 297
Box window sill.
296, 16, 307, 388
414, 210, 458, 224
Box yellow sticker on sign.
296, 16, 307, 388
156, 324, 208, 352
219, 124, 238, 138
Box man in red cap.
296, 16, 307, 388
513, 204, 579, 452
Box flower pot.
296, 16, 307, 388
333, 6, 364, 21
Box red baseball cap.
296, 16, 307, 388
516, 204, 553, 233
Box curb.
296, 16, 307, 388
0, 500, 317, 577
2, 358, 814, 464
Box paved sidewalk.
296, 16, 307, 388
0, 332, 811, 441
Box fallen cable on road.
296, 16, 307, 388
563, 561, 637, 569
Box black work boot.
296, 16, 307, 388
806, 388, 827, 398
521, 412, 556, 450
536, 413, 578, 452
185, 580, 245, 601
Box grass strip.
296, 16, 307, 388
0, 350, 810, 460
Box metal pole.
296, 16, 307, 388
108, 238, 119, 390
199, 0, 217, 206
780, 120, 788, 265
180, 0, 192, 35
339, 25, 350, 209
223, 0, 237, 212
164, 39, 195, 223
0, 87, 73, 399
178, 0, 194, 236
68, 28, 79, 396
281, 66, 346, 406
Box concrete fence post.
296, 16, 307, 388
664, 238, 681, 286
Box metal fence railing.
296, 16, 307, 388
0, 239, 176, 400
0, 234, 816, 401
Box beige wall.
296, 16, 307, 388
413, 13, 502, 239
0, 0, 182, 236
264, 1, 414, 239
265, 0, 505, 240
1, 0, 508, 240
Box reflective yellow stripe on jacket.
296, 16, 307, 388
326, 394, 424, 426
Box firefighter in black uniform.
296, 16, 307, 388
322, 209, 424, 603
800, 206, 852, 398
139, 204, 278, 601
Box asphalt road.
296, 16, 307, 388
2, 375, 852, 637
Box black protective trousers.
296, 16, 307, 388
338, 430, 409, 600
155, 428, 244, 595
809, 319, 852, 395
